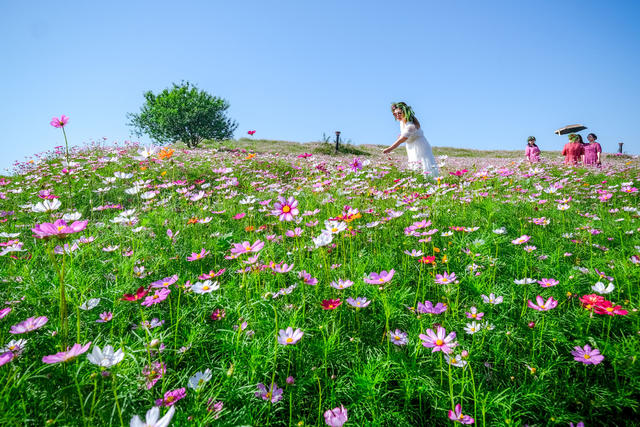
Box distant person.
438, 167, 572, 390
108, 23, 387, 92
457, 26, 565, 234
584, 133, 602, 167
562, 134, 585, 165
525, 136, 540, 163
383, 102, 439, 177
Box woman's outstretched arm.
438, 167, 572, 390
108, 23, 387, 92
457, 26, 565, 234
383, 136, 408, 154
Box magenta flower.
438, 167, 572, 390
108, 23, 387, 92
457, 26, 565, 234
419, 326, 458, 354
346, 297, 370, 308
537, 278, 559, 288
0, 351, 14, 367
571, 345, 604, 365
142, 288, 171, 307
324, 405, 348, 427
388, 329, 408, 346
143, 361, 166, 389
187, 248, 210, 261
527, 295, 558, 311
150, 275, 179, 288
32, 219, 88, 239
42, 342, 91, 364
0, 307, 11, 319
272, 262, 294, 273
155, 387, 186, 407
298, 270, 318, 286
465, 307, 484, 320
10, 316, 48, 334
416, 300, 447, 314
272, 196, 299, 222
255, 382, 283, 403
363, 269, 396, 284
230, 240, 264, 255
448, 403, 475, 424
96, 311, 113, 323
50, 115, 69, 128
277, 327, 304, 345
511, 235, 531, 245
434, 272, 457, 285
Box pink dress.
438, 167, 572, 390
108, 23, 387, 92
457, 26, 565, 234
583, 142, 602, 165
525, 145, 540, 162
562, 143, 584, 165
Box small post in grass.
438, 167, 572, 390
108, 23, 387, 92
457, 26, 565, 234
334, 131, 341, 154
618, 142, 623, 153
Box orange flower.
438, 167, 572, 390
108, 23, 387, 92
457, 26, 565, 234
140, 166, 147, 171
187, 217, 199, 225
433, 247, 440, 253
158, 148, 174, 160
245, 226, 255, 232
245, 153, 256, 160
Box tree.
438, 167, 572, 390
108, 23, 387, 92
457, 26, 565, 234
127, 81, 238, 148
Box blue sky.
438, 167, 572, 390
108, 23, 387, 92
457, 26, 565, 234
2, 0, 639, 172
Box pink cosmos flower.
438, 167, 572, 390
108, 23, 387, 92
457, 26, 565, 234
0, 307, 11, 319
416, 300, 447, 314
465, 307, 484, 320
593, 300, 628, 316
150, 275, 179, 288
255, 382, 283, 403
32, 219, 88, 239
434, 272, 457, 285
346, 297, 370, 308
277, 327, 304, 345
0, 351, 14, 366
321, 299, 342, 310
571, 344, 604, 365
230, 240, 265, 255
388, 329, 408, 346
511, 235, 531, 245
324, 405, 348, 427
233, 212, 246, 220
419, 326, 458, 354
272, 262, 294, 273
143, 361, 166, 389
298, 270, 318, 286
142, 288, 171, 307
527, 295, 558, 311
42, 342, 91, 364
155, 388, 186, 407
10, 316, 48, 334
363, 269, 396, 284
537, 278, 559, 288
50, 115, 69, 128
96, 311, 113, 323
272, 196, 299, 222
187, 248, 210, 261
330, 279, 354, 290
448, 403, 474, 424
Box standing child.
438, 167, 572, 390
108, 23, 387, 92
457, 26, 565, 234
525, 136, 540, 163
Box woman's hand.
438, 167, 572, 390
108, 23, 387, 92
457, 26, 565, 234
382, 147, 392, 154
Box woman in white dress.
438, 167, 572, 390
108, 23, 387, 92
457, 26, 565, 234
383, 102, 439, 177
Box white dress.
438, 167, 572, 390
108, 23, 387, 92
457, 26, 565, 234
400, 121, 439, 177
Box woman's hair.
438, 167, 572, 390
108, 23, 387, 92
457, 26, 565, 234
573, 134, 584, 144
527, 136, 536, 142
391, 102, 418, 123
588, 133, 597, 141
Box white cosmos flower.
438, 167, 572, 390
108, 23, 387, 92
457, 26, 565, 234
113, 171, 133, 179
191, 280, 220, 294
312, 231, 333, 248
592, 281, 615, 294
464, 321, 483, 335
62, 212, 82, 221
514, 278, 536, 285
141, 191, 156, 200
87, 345, 124, 367
0, 232, 20, 238
188, 368, 212, 390
324, 220, 347, 234
133, 146, 158, 161
492, 227, 507, 235
125, 185, 142, 195
79, 298, 101, 310
130, 406, 175, 427
32, 199, 62, 213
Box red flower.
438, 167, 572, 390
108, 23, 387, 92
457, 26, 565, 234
419, 256, 436, 264
321, 299, 342, 310
122, 286, 149, 301
579, 294, 605, 310
593, 300, 628, 316
247, 130, 256, 136
449, 169, 468, 176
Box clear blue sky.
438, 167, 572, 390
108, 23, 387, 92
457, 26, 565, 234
2, 0, 639, 172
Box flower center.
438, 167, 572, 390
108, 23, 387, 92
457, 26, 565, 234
584, 354, 591, 359
286, 337, 293, 343
436, 339, 444, 346
166, 396, 175, 403
203, 286, 210, 291
282, 206, 291, 213
394, 336, 400, 340
153, 295, 159, 299
471, 314, 477, 318
606, 307, 614, 312
57, 226, 65, 231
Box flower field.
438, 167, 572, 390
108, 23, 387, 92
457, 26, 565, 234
0, 138, 639, 426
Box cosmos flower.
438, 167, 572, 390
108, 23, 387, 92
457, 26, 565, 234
593, 300, 628, 316
434, 272, 457, 285
42, 342, 92, 364
155, 388, 186, 407
255, 382, 283, 403
10, 316, 48, 334
32, 219, 88, 239
363, 269, 395, 284
448, 403, 474, 424
50, 115, 69, 128
273, 196, 299, 222
191, 280, 220, 294
324, 405, 348, 427
571, 345, 604, 365
511, 235, 531, 245
527, 296, 558, 311
419, 326, 458, 354
142, 288, 171, 307
122, 286, 149, 301
150, 275, 179, 288
416, 300, 447, 314
346, 297, 370, 308
187, 248, 210, 261
330, 279, 354, 290
465, 307, 484, 320
388, 329, 408, 346
537, 278, 559, 288
188, 369, 212, 390
277, 327, 304, 345
480, 293, 503, 305
87, 345, 124, 367
591, 282, 615, 294
321, 299, 342, 310
96, 312, 113, 323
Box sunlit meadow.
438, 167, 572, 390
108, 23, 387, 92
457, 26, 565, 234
0, 120, 639, 426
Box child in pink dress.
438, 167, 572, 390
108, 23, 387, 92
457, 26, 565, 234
525, 136, 540, 163
583, 133, 602, 166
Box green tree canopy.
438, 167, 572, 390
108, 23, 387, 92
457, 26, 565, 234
127, 81, 238, 148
